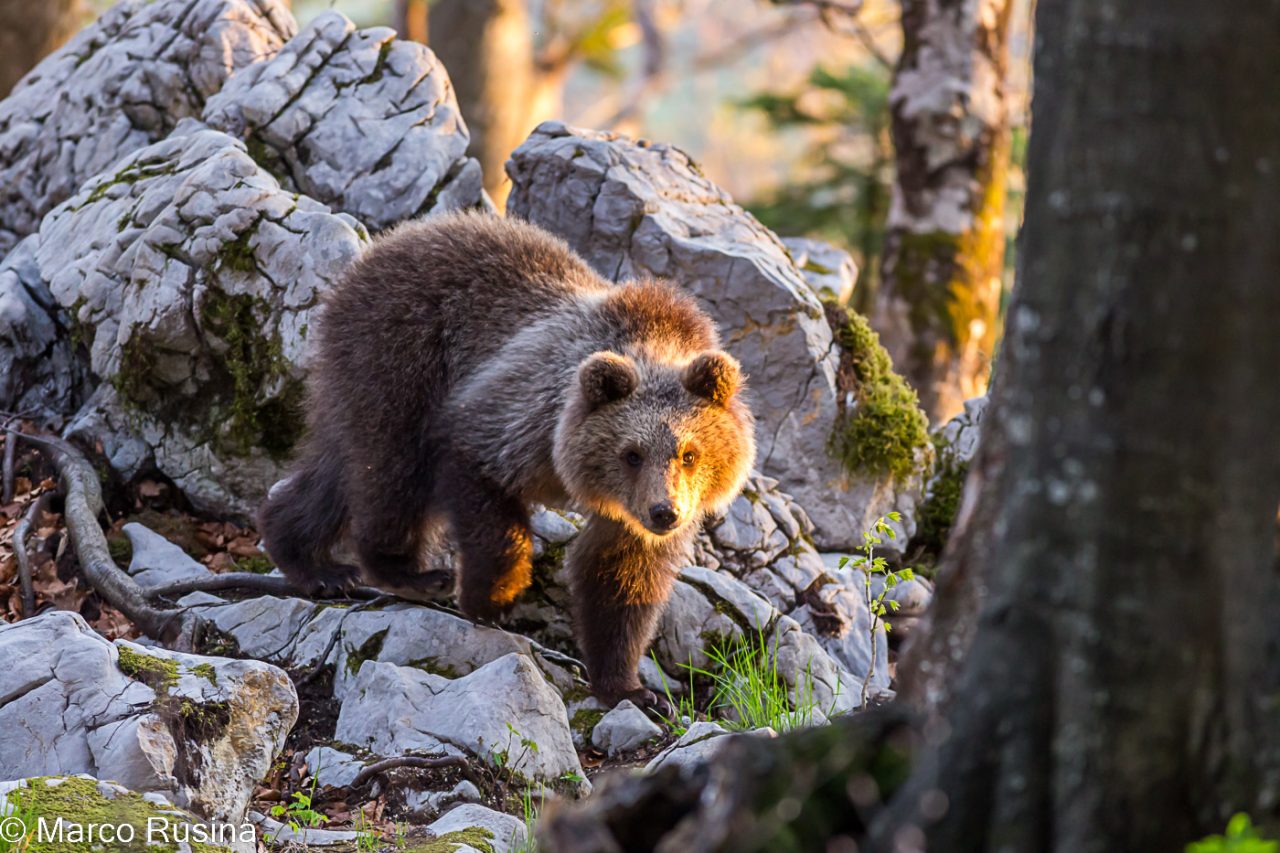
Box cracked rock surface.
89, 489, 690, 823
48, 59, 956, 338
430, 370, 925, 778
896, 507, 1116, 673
336, 655, 587, 791
204, 11, 483, 230
12, 124, 366, 515
507, 121, 923, 549
0, 0, 295, 255
0, 611, 297, 825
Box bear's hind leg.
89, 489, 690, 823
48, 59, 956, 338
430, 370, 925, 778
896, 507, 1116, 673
441, 467, 533, 621
347, 456, 443, 595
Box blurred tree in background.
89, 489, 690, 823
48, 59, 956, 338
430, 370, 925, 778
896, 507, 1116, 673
872, 0, 1015, 423
0, 0, 86, 97
742, 63, 893, 314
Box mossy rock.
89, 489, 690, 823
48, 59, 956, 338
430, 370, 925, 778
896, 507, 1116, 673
824, 301, 931, 482
0, 776, 240, 853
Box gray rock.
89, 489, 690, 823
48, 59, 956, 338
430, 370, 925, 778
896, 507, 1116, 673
251, 810, 362, 846
507, 120, 925, 549
0, 0, 294, 255
0, 239, 90, 423
404, 780, 483, 819
0, 611, 297, 824
935, 395, 987, 466
427, 803, 529, 853
335, 655, 587, 790
204, 12, 482, 230
302, 746, 366, 789
782, 236, 858, 303
22, 124, 368, 514
591, 700, 663, 756
643, 722, 776, 775
122, 523, 212, 588
1, 776, 257, 853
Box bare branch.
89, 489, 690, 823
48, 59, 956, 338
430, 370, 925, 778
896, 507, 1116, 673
349, 754, 469, 789
14, 490, 53, 619
144, 572, 384, 602
2, 416, 18, 503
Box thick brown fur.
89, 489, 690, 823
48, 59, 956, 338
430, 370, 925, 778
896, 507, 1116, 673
259, 212, 756, 708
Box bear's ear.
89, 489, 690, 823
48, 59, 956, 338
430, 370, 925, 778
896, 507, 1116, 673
579, 351, 639, 408
683, 351, 742, 406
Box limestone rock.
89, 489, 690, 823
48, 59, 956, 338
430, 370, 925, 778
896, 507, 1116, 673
0, 776, 254, 853
20, 124, 367, 514
404, 780, 483, 819
782, 236, 858, 303
0, 0, 295, 255
123, 523, 212, 588
0, 611, 297, 825
335, 655, 587, 791
251, 811, 361, 847
643, 722, 776, 775
204, 12, 483, 230
591, 700, 663, 756
0, 240, 90, 424
426, 803, 530, 853
302, 746, 366, 790
507, 121, 926, 549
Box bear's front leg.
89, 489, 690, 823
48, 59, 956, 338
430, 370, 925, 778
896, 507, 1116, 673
567, 515, 684, 714
439, 462, 534, 621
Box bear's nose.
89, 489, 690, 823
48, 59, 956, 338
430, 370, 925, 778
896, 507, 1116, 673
649, 502, 679, 531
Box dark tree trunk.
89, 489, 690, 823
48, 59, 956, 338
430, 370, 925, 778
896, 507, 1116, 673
539, 1, 1280, 850
873, 0, 1013, 423
0, 0, 83, 97
890, 0, 1280, 847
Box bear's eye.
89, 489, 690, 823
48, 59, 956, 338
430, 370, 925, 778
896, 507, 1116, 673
682, 450, 697, 468
624, 450, 644, 468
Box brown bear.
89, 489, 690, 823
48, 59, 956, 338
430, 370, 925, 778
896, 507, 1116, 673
259, 211, 755, 710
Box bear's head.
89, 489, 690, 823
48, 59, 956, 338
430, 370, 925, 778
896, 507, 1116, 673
553, 349, 756, 541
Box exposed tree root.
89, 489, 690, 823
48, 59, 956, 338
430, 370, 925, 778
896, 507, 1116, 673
7, 429, 196, 644
14, 490, 52, 618
145, 572, 384, 602
348, 754, 469, 790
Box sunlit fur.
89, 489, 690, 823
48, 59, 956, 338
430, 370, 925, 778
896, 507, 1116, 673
259, 211, 756, 708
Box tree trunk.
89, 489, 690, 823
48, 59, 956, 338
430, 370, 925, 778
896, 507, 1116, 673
888, 0, 1280, 847
873, 0, 1013, 423
429, 0, 552, 207
0, 0, 84, 97
539, 1, 1280, 850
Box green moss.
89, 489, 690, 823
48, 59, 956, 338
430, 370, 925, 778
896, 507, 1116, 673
215, 230, 258, 275
570, 707, 605, 738
200, 291, 305, 459
910, 433, 970, 571
107, 533, 133, 568
191, 663, 218, 685
801, 259, 834, 275
233, 554, 276, 575
825, 302, 931, 482
73, 159, 178, 210
408, 656, 461, 679
404, 827, 496, 853
4, 776, 235, 853
116, 646, 180, 692
344, 628, 388, 677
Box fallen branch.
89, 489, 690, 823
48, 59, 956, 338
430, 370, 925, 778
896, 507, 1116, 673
145, 572, 384, 602
14, 491, 53, 619
7, 430, 191, 642
348, 754, 468, 789
2, 417, 18, 503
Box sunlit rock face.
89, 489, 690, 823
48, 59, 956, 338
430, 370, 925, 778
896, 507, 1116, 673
0, 0, 296, 256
